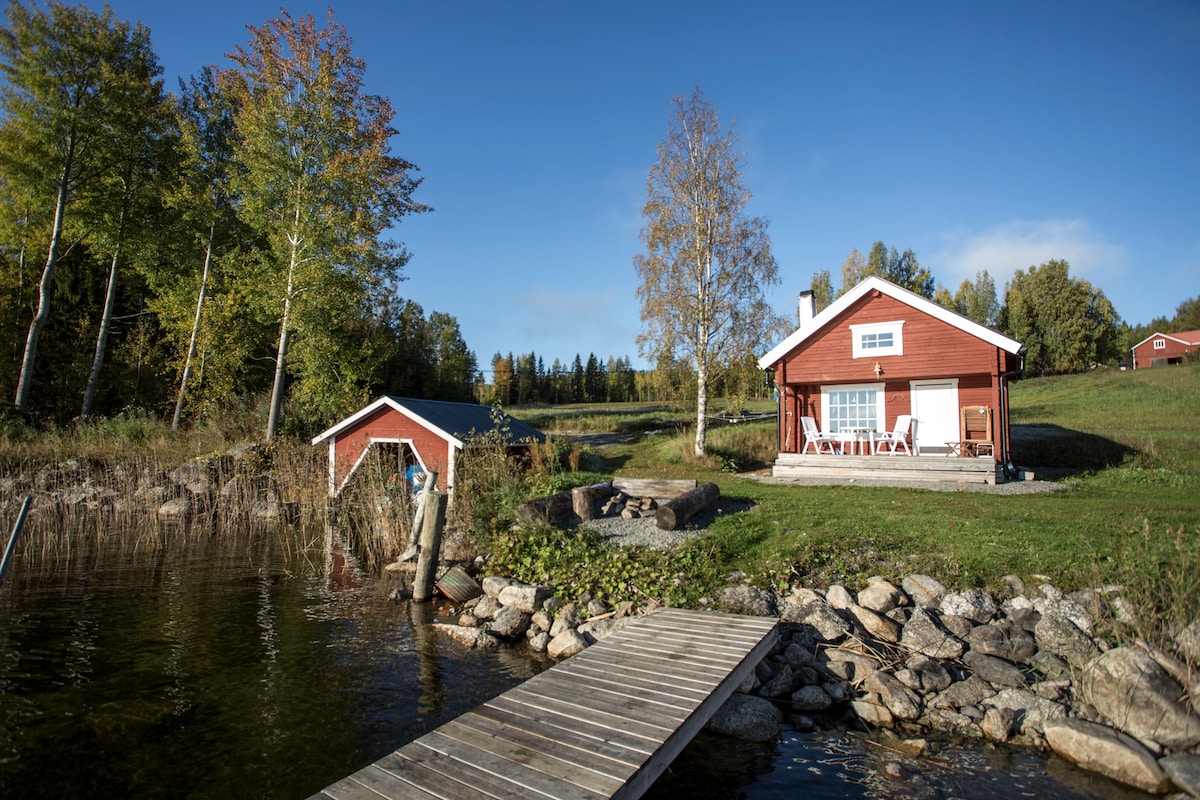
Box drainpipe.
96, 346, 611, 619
998, 350, 1025, 480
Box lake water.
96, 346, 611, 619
0, 524, 1137, 799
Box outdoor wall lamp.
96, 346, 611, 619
873, 362, 883, 377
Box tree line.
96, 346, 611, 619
0, 4, 475, 437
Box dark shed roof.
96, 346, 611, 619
387, 397, 547, 445
311, 396, 546, 447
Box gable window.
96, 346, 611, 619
850, 321, 904, 358
821, 383, 885, 433
1153, 338, 1166, 350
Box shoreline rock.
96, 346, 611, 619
433, 570, 1200, 796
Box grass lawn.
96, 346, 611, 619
511, 365, 1199, 624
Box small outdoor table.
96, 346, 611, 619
840, 427, 875, 455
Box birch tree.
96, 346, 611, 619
221, 10, 427, 440
77, 45, 174, 419
634, 88, 779, 457
165, 67, 239, 429
0, 2, 158, 411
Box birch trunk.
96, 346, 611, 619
81, 239, 121, 419
14, 150, 72, 411
265, 206, 302, 442
172, 221, 215, 429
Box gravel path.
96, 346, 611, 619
576, 498, 753, 550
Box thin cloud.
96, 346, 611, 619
935, 219, 1125, 291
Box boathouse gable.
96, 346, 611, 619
311, 397, 546, 498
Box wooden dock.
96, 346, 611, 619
310, 608, 778, 800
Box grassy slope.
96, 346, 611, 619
570, 365, 1199, 596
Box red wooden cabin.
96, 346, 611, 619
759, 276, 1024, 468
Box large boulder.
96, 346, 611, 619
1160, 753, 1200, 798
986, 687, 1067, 736
780, 598, 850, 642
1043, 719, 1171, 794
433, 623, 500, 649
1034, 612, 1100, 668
966, 621, 1037, 664
715, 585, 777, 616
930, 675, 995, 710
857, 578, 905, 613
1079, 648, 1200, 751
900, 607, 964, 659
498, 583, 554, 613
940, 588, 997, 624
963, 651, 1027, 688
901, 574, 947, 607
862, 672, 922, 720
791, 685, 833, 712
707, 693, 782, 742
846, 603, 902, 643
488, 605, 531, 639
895, 655, 952, 694
547, 629, 588, 659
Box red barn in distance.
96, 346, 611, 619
1130, 330, 1200, 369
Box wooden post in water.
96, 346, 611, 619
412, 490, 447, 602
1, 496, 32, 589
400, 470, 437, 561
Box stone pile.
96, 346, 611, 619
432, 575, 641, 658
599, 491, 656, 520
431, 571, 1200, 796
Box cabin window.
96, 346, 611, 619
821, 383, 885, 433
1153, 338, 1166, 350
850, 321, 904, 358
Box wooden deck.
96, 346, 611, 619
310, 608, 778, 800
771, 452, 1000, 484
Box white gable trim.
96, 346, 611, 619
758, 276, 1022, 369
1131, 331, 1200, 351
311, 396, 466, 449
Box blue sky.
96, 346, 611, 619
112, 0, 1199, 370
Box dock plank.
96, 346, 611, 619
309, 608, 777, 800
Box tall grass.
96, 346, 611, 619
0, 409, 328, 563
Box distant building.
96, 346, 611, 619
1130, 330, 1200, 369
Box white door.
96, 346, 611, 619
910, 380, 959, 455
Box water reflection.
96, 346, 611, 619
0, 523, 1149, 800
0, 524, 538, 799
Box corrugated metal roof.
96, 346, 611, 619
386, 397, 546, 446
312, 396, 546, 447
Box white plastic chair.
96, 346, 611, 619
875, 414, 915, 455
800, 416, 839, 454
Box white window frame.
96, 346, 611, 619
1153, 338, 1166, 350
850, 320, 904, 358
820, 382, 886, 433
